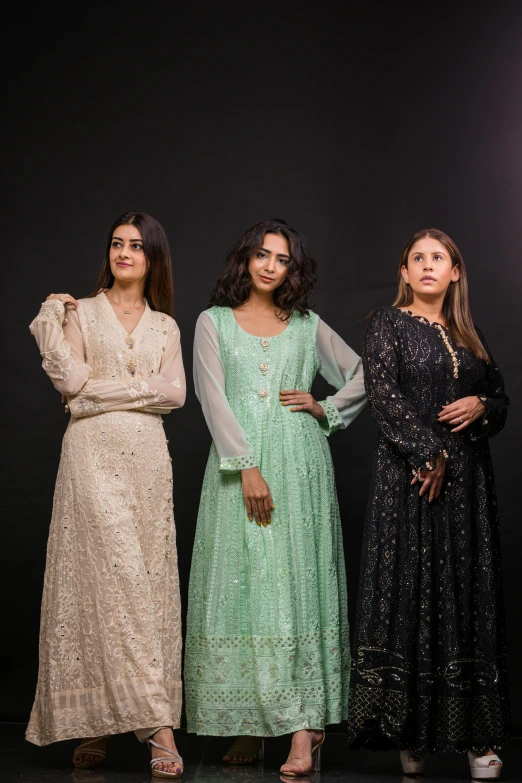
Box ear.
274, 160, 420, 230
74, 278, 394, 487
451, 263, 460, 282
400, 265, 409, 284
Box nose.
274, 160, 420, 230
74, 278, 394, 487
264, 255, 276, 272
119, 245, 130, 259
423, 257, 433, 269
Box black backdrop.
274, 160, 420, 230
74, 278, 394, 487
3, 1, 521, 733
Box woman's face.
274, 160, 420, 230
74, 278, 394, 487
248, 233, 290, 295
401, 237, 459, 297
109, 224, 148, 284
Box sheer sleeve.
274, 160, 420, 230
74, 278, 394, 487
315, 319, 367, 436
363, 307, 444, 470
29, 300, 91, 395
67, 318, 186, 418
470, 327, 509, 440
194, 311, 257, 474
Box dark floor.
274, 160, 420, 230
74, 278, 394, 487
1, 724, 520, 783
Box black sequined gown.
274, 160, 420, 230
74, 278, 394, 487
347, 306, 510, 754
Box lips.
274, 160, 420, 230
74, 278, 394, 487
259, 275, 274, 283
116, 262, 131, 267
421, 276, 436, 282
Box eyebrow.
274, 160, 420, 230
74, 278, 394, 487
112, 235, 143, 243
412, 250, 446, 255
261, 246, 290, 259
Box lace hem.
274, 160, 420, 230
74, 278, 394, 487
219, 454, 258, 473
26, 676, 182, 746
347, 683, 511, 754
186, 697, 345, 736
317, 399, 343, 436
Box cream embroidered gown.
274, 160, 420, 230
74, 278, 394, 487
26, 292, 185, 746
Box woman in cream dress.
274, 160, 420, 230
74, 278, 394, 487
27, 212, 186, 779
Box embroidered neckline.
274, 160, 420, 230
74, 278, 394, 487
398, 309, 459, 378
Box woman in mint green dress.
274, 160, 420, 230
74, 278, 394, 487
185, 219, 366, 775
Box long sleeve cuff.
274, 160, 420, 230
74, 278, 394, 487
219, 454, 258, 473
317, 399, 344, 437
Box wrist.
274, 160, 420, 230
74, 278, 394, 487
313, 402, 327, 420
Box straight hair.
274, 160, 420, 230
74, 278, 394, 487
89, 211, 174, 315
393, 228, 489, 362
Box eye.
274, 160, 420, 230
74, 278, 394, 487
112, 241, 121, 248
434, 254, 442, 261
278, 258, 289, 265
132, 243, 143, 251
413, 255, 422, 262
256, 251, 267, 259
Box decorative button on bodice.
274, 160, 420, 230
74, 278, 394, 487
258, 389, 267, 398
261, 338, 270, 349
260, 363, 268, 374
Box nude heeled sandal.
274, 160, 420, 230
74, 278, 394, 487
73, 737, 108, 769
148, 738, 184, 779
400, 748, 426, 776
467, 751, 502, 780
280, 731, 325, 777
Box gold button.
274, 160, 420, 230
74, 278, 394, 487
261, 338, 269, 348
162, 346, 165, 351
163, 331, 167, 335
260, 363, 268, 373
259, 390, 267, 398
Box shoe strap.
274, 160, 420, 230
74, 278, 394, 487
149, 739, 183, 763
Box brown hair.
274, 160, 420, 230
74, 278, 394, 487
209, 218, 317, 320
393, 228, 489, 362
89, 211, 174, 315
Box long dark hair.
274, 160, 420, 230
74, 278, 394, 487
394, 228, 489, 361
209, 219, 317, 319
89, 211, 174, 315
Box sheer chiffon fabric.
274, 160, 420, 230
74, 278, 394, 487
185, 307, 366, 736
347, 306, 510, 754
26, 293, 185, 745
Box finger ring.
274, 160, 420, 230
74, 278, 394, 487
459, 417, 464, 424
60, 297, 64, 301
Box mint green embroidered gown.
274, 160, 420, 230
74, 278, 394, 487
185, 307, 366, 736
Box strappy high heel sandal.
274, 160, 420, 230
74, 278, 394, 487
73, 737, 108, 769
400, 749, 426, 776
280, 730, 325, 777
148, 738, 184, 779
467, 751, 502, 780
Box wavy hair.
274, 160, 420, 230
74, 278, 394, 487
89, 211, 174, 315
209, 219, 317, 319
394, 228, 489, 361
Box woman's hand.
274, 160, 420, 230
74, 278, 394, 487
241, 467, 273, 526
411, 455, 446, 503
46, 293, 79, 309
437, 396, 486, 433
279, 390, 326, 420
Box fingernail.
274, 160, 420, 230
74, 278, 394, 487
248, 517, 253, 522
271, 504, 275, 509
282, 402, 287, 406
267, 519, 271, 525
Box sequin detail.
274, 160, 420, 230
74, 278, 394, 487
346, 306, 511, 754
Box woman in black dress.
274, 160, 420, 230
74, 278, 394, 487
347, 229, 510, 779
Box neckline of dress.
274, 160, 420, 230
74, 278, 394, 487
100, 291, 149, 338
230, 308, 292, 339
397, 307, 448, 330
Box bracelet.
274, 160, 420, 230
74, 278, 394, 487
413, 449, 448, 481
